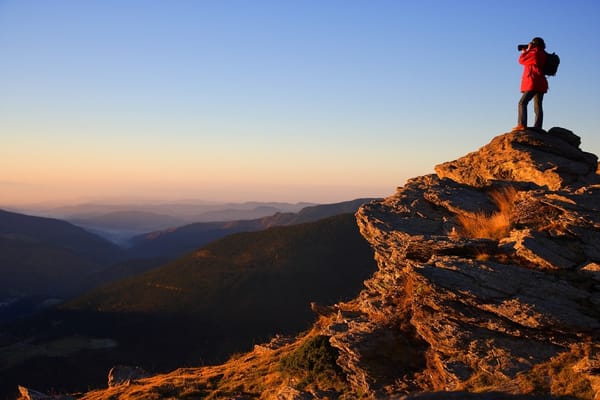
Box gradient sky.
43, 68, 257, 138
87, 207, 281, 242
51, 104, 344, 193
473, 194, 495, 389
1, 0, 599, 205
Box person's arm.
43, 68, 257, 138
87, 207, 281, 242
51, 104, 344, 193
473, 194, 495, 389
519, 44, 537, 66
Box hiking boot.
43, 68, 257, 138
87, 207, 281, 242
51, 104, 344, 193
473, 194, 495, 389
512, 125, 526, 132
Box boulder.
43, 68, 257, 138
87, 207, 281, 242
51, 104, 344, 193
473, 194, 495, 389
107, 365, 149, 387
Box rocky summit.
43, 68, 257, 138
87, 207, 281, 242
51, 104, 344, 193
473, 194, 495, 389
18, 128, 600, 399
342, 127, 600, 398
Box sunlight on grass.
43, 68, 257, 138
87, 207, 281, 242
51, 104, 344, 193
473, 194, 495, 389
456, 187, 517, 240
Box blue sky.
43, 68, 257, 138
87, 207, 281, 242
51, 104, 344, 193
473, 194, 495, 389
1, 0, 599, 204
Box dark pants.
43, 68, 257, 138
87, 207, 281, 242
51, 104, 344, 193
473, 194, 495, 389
518, 91, 544, 129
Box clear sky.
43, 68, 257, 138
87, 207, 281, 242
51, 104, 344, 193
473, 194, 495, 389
1, 0, 599, 205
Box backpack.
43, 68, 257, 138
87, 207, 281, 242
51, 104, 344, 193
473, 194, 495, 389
544, 51, 560, 76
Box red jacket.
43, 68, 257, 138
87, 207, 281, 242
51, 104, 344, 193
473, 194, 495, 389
519, 47, 548, 93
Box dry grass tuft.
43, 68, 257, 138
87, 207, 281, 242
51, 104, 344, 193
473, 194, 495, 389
456, 187, 517, 240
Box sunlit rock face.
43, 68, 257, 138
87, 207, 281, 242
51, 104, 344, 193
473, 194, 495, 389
435, 127, 599, 190
333, 127, 600, 397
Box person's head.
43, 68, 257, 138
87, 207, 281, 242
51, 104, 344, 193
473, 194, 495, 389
530, 37, 546, 50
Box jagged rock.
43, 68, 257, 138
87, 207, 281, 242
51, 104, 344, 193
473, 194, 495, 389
581, 262, 600, 282
333, 127, 600, 397
107, 365, 149, 387
435, 127, 599, 190
310, 301, 338, 316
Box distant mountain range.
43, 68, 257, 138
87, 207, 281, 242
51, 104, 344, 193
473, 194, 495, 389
11, 201, 317, 246
14, 200, 314, 218
67, 211, 187, 245
0, 209, 121, 264
0, 199, 378, 320
126, 198, 376, 259
0, 209, 122, 302
0, 213, 378, 398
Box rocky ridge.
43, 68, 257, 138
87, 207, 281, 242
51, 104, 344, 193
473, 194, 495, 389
331, 127, 600, 398
17, 127, 600, 399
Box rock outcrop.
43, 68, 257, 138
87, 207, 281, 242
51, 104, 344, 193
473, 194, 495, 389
17, 127, 599, 399
435, 127, 599, 190
107, 365, 150, 387
325, 127, 599, 398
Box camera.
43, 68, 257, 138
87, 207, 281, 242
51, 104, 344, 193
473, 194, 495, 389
517, 44, 528, 51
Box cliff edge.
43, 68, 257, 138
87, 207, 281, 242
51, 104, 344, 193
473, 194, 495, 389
18, 128, 600, 399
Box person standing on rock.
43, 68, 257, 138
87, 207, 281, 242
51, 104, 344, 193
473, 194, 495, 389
513, 37, 548, 131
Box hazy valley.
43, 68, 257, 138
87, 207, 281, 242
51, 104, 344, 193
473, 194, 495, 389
0, 199, 373, 321
10, 201, 315, 246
